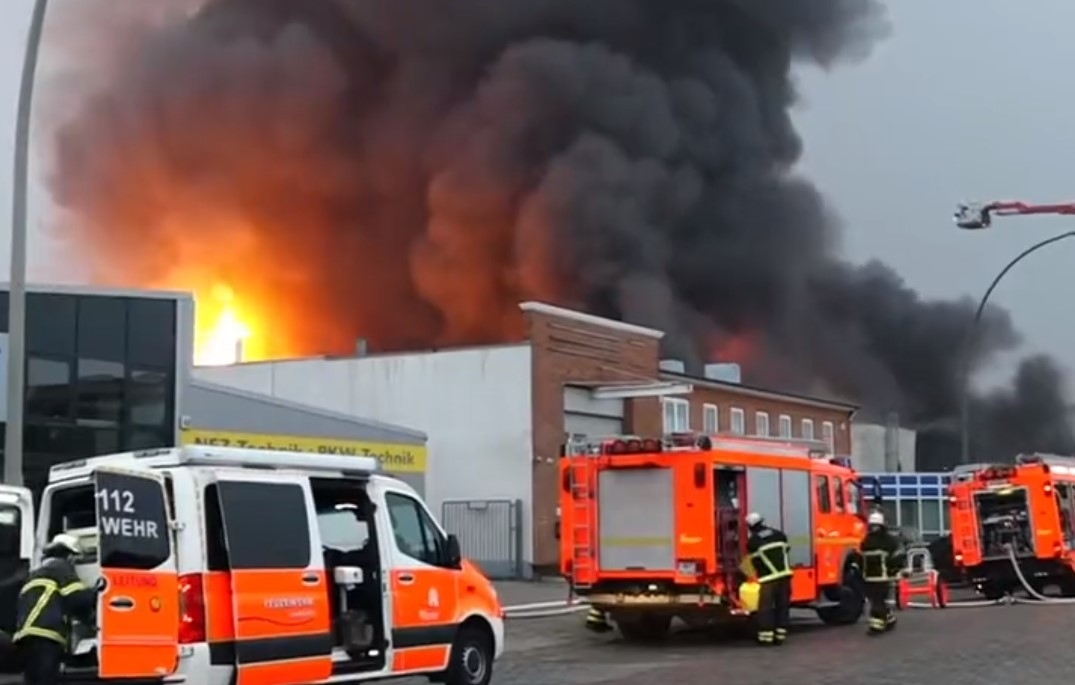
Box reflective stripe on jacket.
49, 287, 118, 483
860, 528, 901, 583
14, 558, 95, 645
747, 526, 793, 583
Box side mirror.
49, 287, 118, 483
445, 534, 462, 568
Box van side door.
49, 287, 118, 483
93, 465, 179, 679
383, 490, 459, 674
212, 471, 333, 685
0, 486, 33, 637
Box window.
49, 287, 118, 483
730, 408, 745, 435
822, 421, 835, 451
318, 505, 371, 553
126, 299, 177, 367
386, 492, 445, 566
755, 412, 770, 437
662, 398, 690, 433
703, 404, 718, 433
95, 471, 171, 570
921, 499, 942, 534
27, 357, 72, 420
778, 415, 792, 438
128, 368, 168, 427
77, 296, 126, 362
801, 418, 815, 440
833, 477, 845, 512
815, 475, 831, 513
217, 481, 311, 569
0, 505, 21, 560
76, 359, 124, 426
203, 485, 229, 572
124, 428, 170, 451
72, 427, 119, 459
899, 499, 919, 530
27, 293, 77, 357
847, 480, 862, 515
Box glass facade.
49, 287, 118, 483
863, 472, 952, 541
0, 290, 180, 497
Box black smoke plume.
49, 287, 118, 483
44, 0, 1074, 467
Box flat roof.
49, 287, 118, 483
519, 301, 665, 340
207, 341, 532, 367
189, 379, 427, 442
0, 282, 192, 301
659, 370, 859, 413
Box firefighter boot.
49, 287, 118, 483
867, 615, 886, 636
585, 607, 612, 633
884, 611, 897, 632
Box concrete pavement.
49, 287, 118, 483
482, 601, 1075, 685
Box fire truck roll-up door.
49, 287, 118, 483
746, 467, 813, 567
213, 470, 334, 685
598, 467, 675, 571
92, 466, 180, 680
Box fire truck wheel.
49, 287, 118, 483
816, 565, 864, 625
615, 614, 672, 643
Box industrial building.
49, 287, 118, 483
0, 284, 427, 497
196, 301, 862, 577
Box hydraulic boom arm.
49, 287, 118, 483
954, 200, 1075, 229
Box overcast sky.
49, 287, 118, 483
0, 0, 1073, 389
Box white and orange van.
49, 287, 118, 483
0, 445, 503, 685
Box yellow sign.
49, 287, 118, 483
180, 429, 427, 473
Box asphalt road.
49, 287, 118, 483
482, 600, 1075, 685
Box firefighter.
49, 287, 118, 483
745, 512, 792, 646
860, 510, 902, 636
14, 534, 98, 685
584, 606, 612, 632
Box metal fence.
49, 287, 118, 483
441, 499, 522, 579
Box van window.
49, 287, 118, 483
203, 485, 229, 572
385, 493, 444, 567
217, 481, 311, 569
96, 471, 171, 570
0, 506, 20, 559
318, 506, 370, 553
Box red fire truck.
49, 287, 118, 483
949, 453, 1075, 598
559, 432, 882, 641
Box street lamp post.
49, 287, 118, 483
954, 198, 1075, 465
958, 232, 1075, 464
4, 0, 50, 485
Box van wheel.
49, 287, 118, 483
442, 626, 494, 685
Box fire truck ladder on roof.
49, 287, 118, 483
568, 461, 596, 589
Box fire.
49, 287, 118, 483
194, 284, 255, 367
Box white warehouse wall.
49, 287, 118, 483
195, 344, 536, 565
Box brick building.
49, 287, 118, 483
198, 301, 858, 576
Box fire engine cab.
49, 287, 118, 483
949, 453, 1075, 598
559, 432, 882, 641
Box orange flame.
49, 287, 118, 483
195, 283, 254, 366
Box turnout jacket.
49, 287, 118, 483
14, 558, 95, 645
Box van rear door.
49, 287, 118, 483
212, 471, 333, 685
93, 465, 179, 679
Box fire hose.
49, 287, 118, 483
508, 543, 1075, 618
904, 543, 1075, 608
